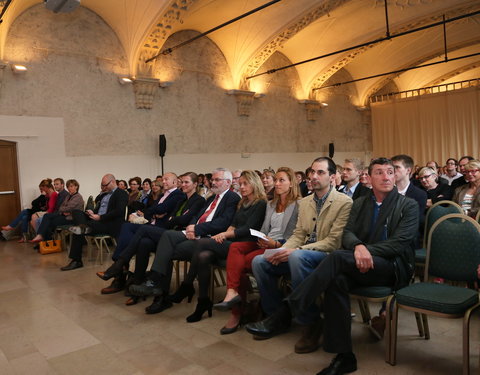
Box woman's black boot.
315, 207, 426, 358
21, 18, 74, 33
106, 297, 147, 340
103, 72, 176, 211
186, 297, 213, 323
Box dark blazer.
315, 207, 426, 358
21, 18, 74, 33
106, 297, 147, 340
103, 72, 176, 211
405, 183, 427, 224
338, 182, 371, 200
94, 188, 129, 237
166, 193, 205, 230
191, 190, 241, 237
451, 176, 468, 192
143, 188, 185, 227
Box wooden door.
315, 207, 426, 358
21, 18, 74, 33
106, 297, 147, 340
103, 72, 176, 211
0, 140, 21, 225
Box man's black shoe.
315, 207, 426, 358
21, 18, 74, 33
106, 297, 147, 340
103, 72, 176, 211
245, 303, 291, 338
129, 279, 162, 297
145, 296, 173, 314
317, 353, 357, 375
60, 260, 83, 271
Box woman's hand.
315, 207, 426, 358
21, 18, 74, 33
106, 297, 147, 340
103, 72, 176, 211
212, 232, 227, 243
257, 236, 279, 249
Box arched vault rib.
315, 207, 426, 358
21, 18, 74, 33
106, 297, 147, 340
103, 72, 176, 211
239, 0, 349, 89
309, 3, 480, 99
135, 0, 198, 77
426, 60, 480, 87
360, 38, 480, 105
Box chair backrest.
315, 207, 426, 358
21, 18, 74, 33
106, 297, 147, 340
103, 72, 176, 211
425, 214, 480, 282
423, 200, 463, 245
85, 195, 95, 211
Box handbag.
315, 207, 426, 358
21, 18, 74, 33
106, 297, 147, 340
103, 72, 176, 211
39, 240, 62, 255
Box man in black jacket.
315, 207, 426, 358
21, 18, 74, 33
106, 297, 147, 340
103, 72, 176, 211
129, 168, 240, 312
61, 174, 128, 271
246, 158, 419, 375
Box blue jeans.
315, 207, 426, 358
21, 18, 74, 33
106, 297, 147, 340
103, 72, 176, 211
252, 249, 327, 324
9, 209, 30, 234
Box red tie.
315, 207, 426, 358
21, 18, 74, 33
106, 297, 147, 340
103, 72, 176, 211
197, 195, 219, 224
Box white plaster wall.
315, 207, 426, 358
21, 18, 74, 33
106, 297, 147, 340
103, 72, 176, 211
0, 115, 369, 207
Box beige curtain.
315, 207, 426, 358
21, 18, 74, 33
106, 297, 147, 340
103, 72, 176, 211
371, 87, 480, 165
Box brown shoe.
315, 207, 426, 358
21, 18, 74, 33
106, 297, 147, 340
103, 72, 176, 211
369, 315, 386, 340
101, 275, 126, 294
294, 319, 323, 354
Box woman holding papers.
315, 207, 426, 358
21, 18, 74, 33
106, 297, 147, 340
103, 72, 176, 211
213, 167, 300, 334
174, 170, 267, 323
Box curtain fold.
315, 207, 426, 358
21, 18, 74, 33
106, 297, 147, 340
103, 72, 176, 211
371, 87, 480, 165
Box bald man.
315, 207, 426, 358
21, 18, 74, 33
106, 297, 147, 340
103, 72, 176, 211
61, 174, 128, 271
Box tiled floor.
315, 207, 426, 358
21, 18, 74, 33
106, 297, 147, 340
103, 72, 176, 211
0, 240, 478, 374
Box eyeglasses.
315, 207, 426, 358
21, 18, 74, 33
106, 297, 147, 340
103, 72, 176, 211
101, 180, 112, 187
465, 169, 480, 175
419, 174, 433, 180
211, 178, 227, 183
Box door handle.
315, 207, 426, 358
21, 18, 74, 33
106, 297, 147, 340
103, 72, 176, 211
0, 191, 15, 195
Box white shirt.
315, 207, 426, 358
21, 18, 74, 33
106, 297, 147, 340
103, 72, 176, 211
200, 189, 228, 223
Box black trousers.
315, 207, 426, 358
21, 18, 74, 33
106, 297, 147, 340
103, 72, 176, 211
184, 238, 231, 299
117, 225, 167, 283
37, 213, 71, 240
68, 210, 114, 262
287, 250, 395, 354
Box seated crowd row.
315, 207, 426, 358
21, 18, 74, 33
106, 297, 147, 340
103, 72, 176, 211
2, 154, 479, 375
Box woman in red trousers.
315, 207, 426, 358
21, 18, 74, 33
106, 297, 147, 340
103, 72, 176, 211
213, 167, 301, 334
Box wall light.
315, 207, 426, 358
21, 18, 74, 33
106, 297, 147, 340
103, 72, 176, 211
118, 76, 133, 85
11, 64, 27, 74
320, 102, 328, 107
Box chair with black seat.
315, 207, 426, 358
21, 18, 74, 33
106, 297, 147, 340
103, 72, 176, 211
415, 200, 463, 278
388, 214, 480, 375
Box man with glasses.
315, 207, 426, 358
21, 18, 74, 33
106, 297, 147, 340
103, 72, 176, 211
60, 174, 128, 271
246, 158, 418, 375
231, 169, 242, 196
441, 158, 463, 186
451, 156, 475, 192
129, 168, 240, 313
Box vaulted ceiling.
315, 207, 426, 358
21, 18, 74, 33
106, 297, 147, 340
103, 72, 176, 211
1, 0, 479, 105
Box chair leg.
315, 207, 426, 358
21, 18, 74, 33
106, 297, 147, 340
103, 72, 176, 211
414, 312, 424, 337
362, 300, 371, 322
357, 300, 367, 323
174, 261, 180, 289
389, 300, 399, 365
421, 314, 430, 340
462, 309, 474, 375
385, 295, 394, 364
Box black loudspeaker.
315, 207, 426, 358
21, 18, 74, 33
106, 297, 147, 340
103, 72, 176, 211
159, 135, 167, 157
328, 143, 334, 158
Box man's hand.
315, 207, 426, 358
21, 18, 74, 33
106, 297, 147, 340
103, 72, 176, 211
354, 244, 374, 273
89, 213, 101, 221
266, 248, 296, 266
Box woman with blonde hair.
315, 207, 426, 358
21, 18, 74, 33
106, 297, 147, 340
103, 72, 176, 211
453, 159, 480, 217
170, 170, 267, 323
213, 167, 300, 334
418, 167, 453, 209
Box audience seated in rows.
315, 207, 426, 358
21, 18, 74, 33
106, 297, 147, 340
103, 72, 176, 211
30, 179, 84, 242
128, 168, 240, 315
4, 153, 480, 375
245, 157, 419, 375
96, 172, 205, 305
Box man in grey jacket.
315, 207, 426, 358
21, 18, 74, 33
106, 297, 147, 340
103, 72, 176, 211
246, 157, 419, 375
